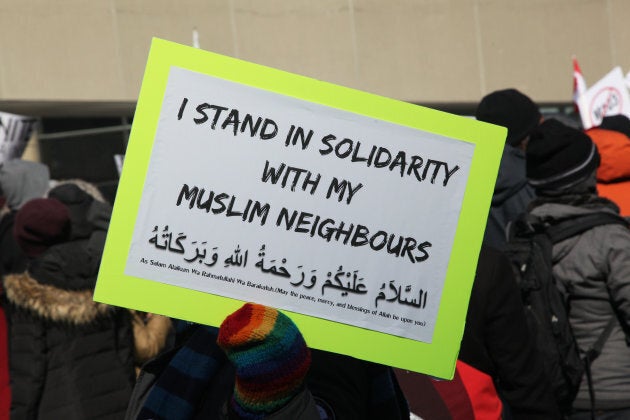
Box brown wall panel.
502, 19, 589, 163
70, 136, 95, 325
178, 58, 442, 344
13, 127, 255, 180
0, 0, 124, 100
0, 0, 628, 107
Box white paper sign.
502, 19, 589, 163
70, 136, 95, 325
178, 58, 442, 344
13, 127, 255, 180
577, 66, 630, 129
0, 111, 37, 162
125, 67, 474, 343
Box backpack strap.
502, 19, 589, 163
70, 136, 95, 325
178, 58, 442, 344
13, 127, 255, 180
584, 317, 618, 363
583, 317, 618, 420
545, 213, 628, 244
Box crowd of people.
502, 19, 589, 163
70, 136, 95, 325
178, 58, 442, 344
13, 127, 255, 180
0, 86, 629, 420
461, 89, 630, 420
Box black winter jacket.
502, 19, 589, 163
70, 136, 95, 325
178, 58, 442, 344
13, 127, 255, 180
3, 239, 135, 419
483, 145, 536, 250
397, 247, 561, 419
459, 246, 561, 419
0, 209, 26, 278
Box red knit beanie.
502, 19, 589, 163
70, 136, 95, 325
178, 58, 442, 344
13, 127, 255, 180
13, 198, 71, 257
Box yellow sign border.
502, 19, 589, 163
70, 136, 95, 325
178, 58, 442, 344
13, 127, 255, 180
94, 38, 505, 379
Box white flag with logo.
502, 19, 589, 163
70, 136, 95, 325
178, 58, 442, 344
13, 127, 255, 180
578, 67, 630, 129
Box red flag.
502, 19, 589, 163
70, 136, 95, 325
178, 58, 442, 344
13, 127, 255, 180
573, 56, 587, 109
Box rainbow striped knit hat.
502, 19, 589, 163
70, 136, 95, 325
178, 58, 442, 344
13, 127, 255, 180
217, 302, 311, 419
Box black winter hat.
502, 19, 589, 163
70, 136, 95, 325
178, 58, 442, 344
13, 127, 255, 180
475, 88, 541, 146
48, 183, 94, 239
526, 119, 600, 191
599, 114, 630, 138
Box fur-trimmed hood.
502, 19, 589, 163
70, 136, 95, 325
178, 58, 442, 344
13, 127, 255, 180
130, 312, 173, 370
3, 272, 112, 325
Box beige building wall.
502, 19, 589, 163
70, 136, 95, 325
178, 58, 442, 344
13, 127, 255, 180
0, 0, 629, 111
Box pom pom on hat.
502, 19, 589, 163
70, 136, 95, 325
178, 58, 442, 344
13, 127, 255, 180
526, 119, 600, 191
13, 198, 71, 257
476, 88, 541, 146
217, 302, 311, 419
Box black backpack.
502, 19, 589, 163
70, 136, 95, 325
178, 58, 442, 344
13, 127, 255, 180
505, 212, 628, 415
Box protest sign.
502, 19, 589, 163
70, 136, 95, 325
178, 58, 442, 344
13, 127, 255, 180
94, 38, 505, 378
0, 111, 37, 162
577, 66, 630, 129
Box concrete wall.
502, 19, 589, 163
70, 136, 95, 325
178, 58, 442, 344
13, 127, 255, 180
0, 0, 628, 109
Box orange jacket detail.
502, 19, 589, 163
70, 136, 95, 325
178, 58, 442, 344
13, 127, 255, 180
587, 128, 630, 216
